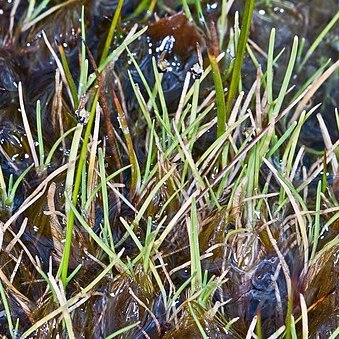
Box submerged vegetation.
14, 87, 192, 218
0, 0, 338, 337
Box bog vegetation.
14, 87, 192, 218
0, 0, 338, 338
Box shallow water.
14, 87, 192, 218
0, 0, 338, 337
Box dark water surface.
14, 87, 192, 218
0, 0, 338, 337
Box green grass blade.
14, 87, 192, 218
45, 127, 78, 166
105, 321, 141, 339
5, 164, 33, 209
58, 44, 79, 109
297, 10, 339, 72
267, 28, 275, 106
0, 279, 14, 337
98, 148, 115, 251
189, 197, 202, 292
60, 91, 99, 286
209, 52, 226, 137
225, 0, 255, 119
272, 36, 298, 117
99, 0, 124, 66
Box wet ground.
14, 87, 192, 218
0, 0, 338, 337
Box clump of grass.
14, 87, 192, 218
0, 1, 338, 338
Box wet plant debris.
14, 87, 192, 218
0, 0, 338, 338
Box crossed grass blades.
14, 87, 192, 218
0, 0, 338, 338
